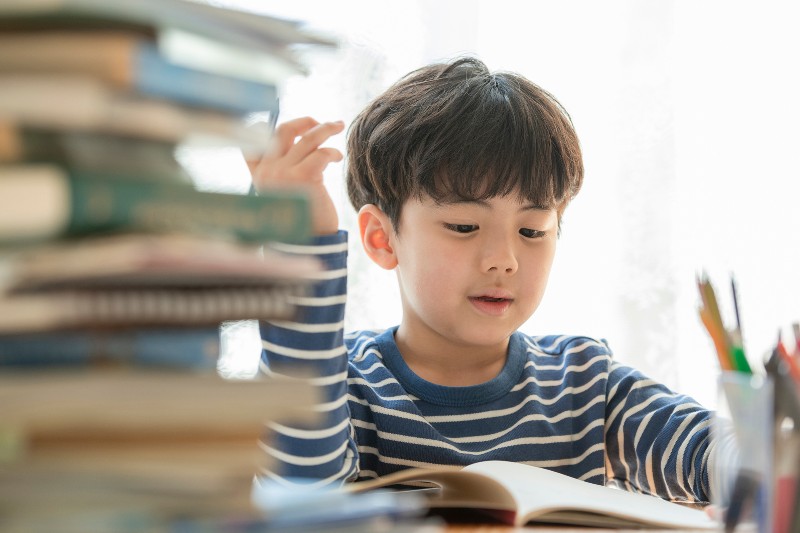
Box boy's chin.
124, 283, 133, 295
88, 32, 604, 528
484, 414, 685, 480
448, 325, 519, 347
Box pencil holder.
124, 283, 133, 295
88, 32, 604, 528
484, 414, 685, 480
713, 371, 774, 533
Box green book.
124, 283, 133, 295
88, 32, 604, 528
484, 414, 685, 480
0, 124, 191, 184
0, 164, 311, 245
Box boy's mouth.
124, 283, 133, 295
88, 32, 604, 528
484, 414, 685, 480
468, 295, 513, 316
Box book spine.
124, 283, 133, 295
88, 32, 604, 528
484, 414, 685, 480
134, 42, 279, 115
0, 165, 310, 244
66, 173, 311, 243
0, 285, 304, 333
0, 328, 220, 370
4, 127, 191, 183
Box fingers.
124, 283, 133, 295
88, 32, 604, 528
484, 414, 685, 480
291, 147, 343, 182
271, 116, 321, 156
249, 117, 344, 190
282, 120, 345, 166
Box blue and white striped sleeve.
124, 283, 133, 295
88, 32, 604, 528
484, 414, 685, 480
604, 362, 715, 503
256, 230, 359, 487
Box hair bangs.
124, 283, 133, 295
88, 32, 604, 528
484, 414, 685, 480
346, 57, 583, 229
413, 73, 576, 212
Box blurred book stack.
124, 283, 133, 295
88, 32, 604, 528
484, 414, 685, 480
0, 371, 321, 531
0, 0, 336, 530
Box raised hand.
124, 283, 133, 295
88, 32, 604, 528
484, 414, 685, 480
247, 117, 345, 235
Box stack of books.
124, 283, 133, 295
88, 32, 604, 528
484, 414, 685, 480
0, 0, 336, 530
0, 371, 321, 531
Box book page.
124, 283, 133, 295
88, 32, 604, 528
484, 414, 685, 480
463, 461, 716, 529
346, 467, 517, 511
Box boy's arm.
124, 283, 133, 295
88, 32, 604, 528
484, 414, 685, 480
604, 363, 720, 503
249, 118, 358, 486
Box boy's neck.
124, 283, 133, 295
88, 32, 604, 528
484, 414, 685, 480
393, 326, 509, 387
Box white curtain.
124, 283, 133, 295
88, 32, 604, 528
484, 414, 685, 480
196, 0, 800, 408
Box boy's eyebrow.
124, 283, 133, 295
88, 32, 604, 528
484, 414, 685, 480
440, 199, 552, 212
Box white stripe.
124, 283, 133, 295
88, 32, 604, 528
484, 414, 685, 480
287, 294, 347, 306
305, 268, 347, 281
261, 339, 346, 360
530, 335, 572, 351
355, 361, 385, 375
579, 466, 606, 481
512, 354, 609, 391
351, 346, 384, 364
269, 241, 349, 255
521, 442, 605, 468
310, 370, 349, 386
356, 450, 460, 470
257, 455, 355, 489
357, 469, 379, 480
640, 410, 659, 495
347, 376, 400, 388
351, 419, 378, 431
269, 320, 343, 333
314, 394, 349, 412
604, 449, 614, 488
562, 340, 606, 357
259, 438, 350, 466
346, 392, 414, 405
519, 352, 608, 375
258, 363, 346, 386
267, 418, 351, 439
352, 393, 412, 403
521, 337, 605, 362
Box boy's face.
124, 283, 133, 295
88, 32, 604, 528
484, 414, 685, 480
391, 192, 558, 351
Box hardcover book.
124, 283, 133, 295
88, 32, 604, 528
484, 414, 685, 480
0, 285, 305, 334
0, 327, 221, 370
0, 0, 338, 81
0, 32, 279, 115
0, 75, 273, 152
0, 164, 311, 245
0, 123, 190, 182
4, 232, 322, 291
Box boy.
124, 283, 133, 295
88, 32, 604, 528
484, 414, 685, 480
250, 57, 721, 503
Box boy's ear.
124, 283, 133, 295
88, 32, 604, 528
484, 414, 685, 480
358, 204, 397, 270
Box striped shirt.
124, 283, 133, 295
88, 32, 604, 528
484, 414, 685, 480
258, 231, 718, 503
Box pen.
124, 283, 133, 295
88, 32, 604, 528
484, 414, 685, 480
776, 332, 800, 386
696, 274, 734, 371
728, 276, 751, 374
698, 306, 733, 371
765, 348, 800, 533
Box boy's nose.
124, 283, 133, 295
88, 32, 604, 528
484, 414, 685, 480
481, 239, 518, 275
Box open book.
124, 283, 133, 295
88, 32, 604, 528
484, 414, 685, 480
346, 460, 716, 529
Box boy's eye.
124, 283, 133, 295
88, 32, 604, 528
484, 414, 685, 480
444, 223, 478, 234
519, 228, 545, 238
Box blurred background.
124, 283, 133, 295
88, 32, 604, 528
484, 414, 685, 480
188, 0, 800, 409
